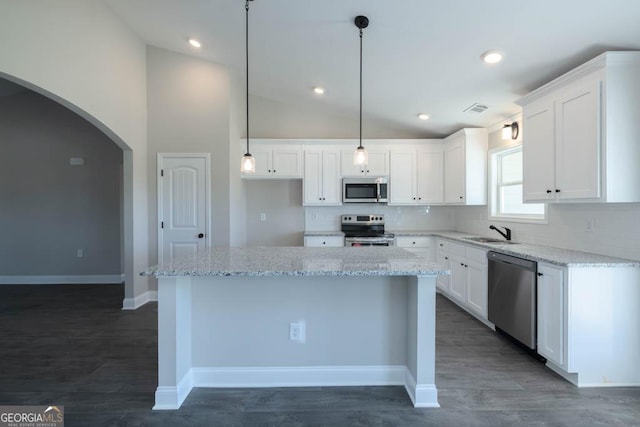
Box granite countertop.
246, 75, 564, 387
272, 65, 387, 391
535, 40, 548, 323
143, 246, 449, 278
304, 231, 345, 237
416, 231, 639, 268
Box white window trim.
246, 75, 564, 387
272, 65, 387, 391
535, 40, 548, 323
488, 143, 548, 224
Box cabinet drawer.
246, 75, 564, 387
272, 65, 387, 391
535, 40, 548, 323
304, 236, 344, 247
396, 236, 432, 248
446, 241, 466, 257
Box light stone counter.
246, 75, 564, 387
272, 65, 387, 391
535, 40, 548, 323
303, 231, 345, 237
143, 246, 448, 277
386, 230, 639, 267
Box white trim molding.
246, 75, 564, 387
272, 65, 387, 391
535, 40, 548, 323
153, 365, 439, 410
0, 274, 124, 285
122, 290, 158, 310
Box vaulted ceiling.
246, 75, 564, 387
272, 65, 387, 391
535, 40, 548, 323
105, 0, 640, 137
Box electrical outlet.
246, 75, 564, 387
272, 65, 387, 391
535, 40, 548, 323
586, 218, 595, 233
77, 249, 83, 258
260, 213, 267, 221
289, 320, 306, 343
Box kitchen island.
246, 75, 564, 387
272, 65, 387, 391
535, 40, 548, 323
143, 246, 449, 410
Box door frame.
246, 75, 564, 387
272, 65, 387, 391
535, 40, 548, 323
157, 153, 212, 264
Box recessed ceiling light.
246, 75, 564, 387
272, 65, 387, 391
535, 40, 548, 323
188, 38, 202, 48
417, 113, 430, 120
313, 86, 326, 95
481, 50, 503, 64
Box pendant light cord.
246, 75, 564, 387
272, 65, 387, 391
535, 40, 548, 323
358, 28, 363, 150
245, 1, 250, 155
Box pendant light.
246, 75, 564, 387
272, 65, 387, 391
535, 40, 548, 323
240, 0, 256, 173
354, 15, 369, 166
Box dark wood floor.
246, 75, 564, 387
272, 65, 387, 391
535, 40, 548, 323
0, 284, 638, 426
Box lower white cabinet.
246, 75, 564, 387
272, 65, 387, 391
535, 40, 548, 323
304, 236, 344, 247
537, 263, 565, 367
395, 236, 434, 260
436, 239, 488, 321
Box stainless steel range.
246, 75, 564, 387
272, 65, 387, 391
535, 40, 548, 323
341, 215, 395, 247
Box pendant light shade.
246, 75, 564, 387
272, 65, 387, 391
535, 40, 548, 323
354, 15, 369, 166
240, 0, 256, 173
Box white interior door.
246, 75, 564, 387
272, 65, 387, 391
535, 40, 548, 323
158, 154, 210, 263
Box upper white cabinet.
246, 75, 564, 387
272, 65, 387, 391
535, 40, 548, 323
243, 141, 303, 179
303, 147, 341, 206
389, 145, 444, 205
443, 128, 488, 205
341, 147, 389, 177
517, 51, 640, 203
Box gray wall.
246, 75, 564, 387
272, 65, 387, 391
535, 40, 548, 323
146, 46, 231, 268
245, 180, 305, 246
0, 90, 122, 276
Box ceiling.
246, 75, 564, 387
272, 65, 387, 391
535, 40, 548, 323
105, 0, 640, 138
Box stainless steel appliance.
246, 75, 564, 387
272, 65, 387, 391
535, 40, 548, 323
341, 215, 395, 246
342, 177, 389, 203
487, 251, 538, 349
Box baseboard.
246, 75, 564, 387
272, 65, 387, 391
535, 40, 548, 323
0, 274, 124, 285
153, 370, 193, 410
191, 365, 407, 388
122, 290, 158, 310
404, 370, 440, 408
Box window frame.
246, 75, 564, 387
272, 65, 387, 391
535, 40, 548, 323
488, 143, 547, 224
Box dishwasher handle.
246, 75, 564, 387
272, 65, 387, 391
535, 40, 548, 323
487, 251, 537, 272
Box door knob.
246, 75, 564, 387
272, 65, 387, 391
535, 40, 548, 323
198, 233, 204, 239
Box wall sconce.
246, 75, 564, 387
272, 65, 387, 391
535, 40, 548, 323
502, 122, 519, 140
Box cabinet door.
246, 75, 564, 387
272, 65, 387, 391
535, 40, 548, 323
321, 150, 342, 205
389, 149, 417, 204
537, 263, 565, 367
417, 148, 444, 204
366, 149, 390, 176
523, 100, 556, 201
303, 150, 323, 205
555, 79, 601, 200
436, 251, 451, 294
272, 147, 302, 177
444, 139, 465, 203
341, 148, 366, 176
251, 146, 272, 177
466, 259, 488, 319
449, 254, 467, 304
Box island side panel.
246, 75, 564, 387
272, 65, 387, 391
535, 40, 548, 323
154, 276, 193, 410
189, 275, 408, 382
406, 275, 439, 407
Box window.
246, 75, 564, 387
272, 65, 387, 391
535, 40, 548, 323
489, 145, 546, 222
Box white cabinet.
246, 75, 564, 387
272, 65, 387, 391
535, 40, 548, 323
443, 128, 488, 205
436, 239, 488, 320
341, 147, 389, 177
436, 249, 451, 294
389, 145, 444, 205
395, 236, 435, 260
537, 263, 565, 368
517, 51, 640, 203
243, 142, 303, 179
304, 235, 344, 247
303, 148, 341, 206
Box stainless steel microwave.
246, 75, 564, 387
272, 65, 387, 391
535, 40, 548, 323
342, 177, 389, 203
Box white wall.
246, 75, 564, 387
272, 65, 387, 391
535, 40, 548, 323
0, 91, 122, 276
0, 0, 148, 302
454, 125, 640, 261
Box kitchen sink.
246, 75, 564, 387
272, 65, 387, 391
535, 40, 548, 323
463, 236, 517, 244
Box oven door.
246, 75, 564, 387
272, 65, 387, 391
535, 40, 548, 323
345, 237, 395, 247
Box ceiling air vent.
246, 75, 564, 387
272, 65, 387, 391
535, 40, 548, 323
463, 103, 488, 114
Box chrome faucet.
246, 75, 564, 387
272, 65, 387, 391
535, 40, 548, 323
489, 225, 511, 241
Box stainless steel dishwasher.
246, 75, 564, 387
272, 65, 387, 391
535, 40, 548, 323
487, 251, 538, 350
